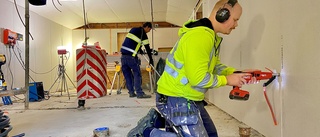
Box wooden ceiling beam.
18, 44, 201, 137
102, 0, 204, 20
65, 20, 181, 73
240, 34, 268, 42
74, 22, 180, 30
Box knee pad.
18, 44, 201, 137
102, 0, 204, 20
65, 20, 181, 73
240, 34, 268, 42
150, 128, 177, 137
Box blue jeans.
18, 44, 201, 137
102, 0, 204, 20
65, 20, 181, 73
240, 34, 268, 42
121, 55, 145, 96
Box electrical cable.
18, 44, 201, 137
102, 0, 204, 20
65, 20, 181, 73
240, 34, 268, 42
10, 45, 35, 82
12, 95, 24, 101
52, 0, 62, 12
57, 0, 62, 6
75, 0, 91, 86
13, 43, 58, 75
82, 0, 88, 44
8, 45, 36, 102
150, 0, 154, 51
12, 46, 26, 70
86, 12, 91, 29
13, 0, 34, 40
263, 76, 278, 125
76, 0, 90, 94
63, 51, 71, 66
12, 133, 25, 137
190, 0, 203, 20
8, 47, 15, 90
149, 0, 158, 89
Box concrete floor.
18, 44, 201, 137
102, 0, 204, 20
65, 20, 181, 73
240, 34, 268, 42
1, 89, 265, 137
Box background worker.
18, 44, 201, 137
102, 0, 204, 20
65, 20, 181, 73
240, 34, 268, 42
120, 22, 154, 99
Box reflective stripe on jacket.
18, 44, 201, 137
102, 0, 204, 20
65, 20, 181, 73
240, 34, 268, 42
120, 27, 149, 57
157, 20, 235, 101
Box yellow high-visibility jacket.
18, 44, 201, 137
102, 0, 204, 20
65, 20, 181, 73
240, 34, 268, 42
157, 18, 235, 101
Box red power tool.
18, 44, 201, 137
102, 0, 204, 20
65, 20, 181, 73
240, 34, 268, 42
229, 69, 278, 101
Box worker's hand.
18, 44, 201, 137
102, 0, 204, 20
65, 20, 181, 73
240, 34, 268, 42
242, 69, 261, 84
226, 73, 251, 87
246, 76, 259, 84
149, 59, 154, 66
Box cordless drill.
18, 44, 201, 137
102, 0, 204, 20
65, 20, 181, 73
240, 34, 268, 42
229, 70, 277, 101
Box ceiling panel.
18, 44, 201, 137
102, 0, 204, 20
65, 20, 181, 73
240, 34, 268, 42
6, 0, 199, 29
107, 0, 145, 22
166, 0, 199, 26
139, 0, 168, 22
83, 1, 119, 22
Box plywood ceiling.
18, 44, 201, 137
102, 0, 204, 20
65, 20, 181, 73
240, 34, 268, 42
8, 0, 200, 29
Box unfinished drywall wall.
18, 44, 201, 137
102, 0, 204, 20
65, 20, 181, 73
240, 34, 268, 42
0, 1, 73, 91
204, 0, 320, 137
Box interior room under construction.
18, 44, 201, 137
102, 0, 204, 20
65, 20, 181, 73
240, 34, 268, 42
0, 0, 320, 137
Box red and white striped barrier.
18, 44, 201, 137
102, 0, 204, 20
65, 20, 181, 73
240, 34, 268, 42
76, 47, 107, 99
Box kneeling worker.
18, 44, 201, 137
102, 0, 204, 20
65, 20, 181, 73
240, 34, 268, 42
127, 0, 259, 136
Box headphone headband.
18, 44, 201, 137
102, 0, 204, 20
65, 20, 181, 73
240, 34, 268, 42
227, 0, 237, 7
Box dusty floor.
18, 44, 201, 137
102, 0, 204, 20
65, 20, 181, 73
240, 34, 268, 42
1, 89, 265, 137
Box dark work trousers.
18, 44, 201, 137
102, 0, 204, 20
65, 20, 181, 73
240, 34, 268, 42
195, 101, 218, 137
121, 55, 145, 96
156, 93, 218, 137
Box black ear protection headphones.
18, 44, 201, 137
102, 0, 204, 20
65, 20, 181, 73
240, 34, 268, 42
215, 0, 238, 23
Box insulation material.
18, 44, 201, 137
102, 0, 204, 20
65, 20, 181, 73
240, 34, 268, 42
76, 47, 107, 99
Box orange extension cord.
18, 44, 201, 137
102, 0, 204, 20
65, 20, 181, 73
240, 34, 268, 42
263, 86, 278, 125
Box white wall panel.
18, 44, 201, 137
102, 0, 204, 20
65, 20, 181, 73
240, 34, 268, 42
280, 0, 320, 137
205, 0, 320, 137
